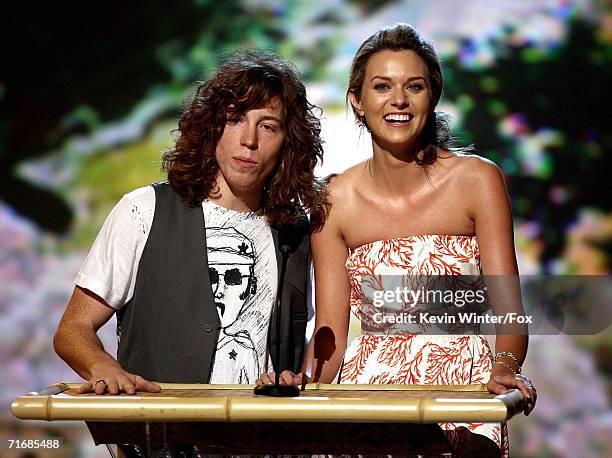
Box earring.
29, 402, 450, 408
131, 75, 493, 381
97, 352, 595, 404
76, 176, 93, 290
359, 115, 369, 131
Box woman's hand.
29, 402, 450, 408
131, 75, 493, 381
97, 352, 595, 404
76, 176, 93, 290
486, 364, 537, 415
256, 370, 309, 386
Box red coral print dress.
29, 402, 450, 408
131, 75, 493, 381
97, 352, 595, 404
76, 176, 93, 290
340, 235, 509, 457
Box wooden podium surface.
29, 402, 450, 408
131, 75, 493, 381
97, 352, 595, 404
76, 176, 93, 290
12, 383, 524, 454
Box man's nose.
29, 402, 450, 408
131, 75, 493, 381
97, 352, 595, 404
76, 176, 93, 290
240, 123, 258, 150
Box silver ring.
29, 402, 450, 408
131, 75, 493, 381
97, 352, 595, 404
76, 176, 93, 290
95, 379, 107, 387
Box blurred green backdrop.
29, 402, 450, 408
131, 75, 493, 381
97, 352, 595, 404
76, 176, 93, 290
1, 0, 610, 456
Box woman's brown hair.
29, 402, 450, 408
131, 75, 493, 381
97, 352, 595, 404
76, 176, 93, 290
162, 49, 326, 226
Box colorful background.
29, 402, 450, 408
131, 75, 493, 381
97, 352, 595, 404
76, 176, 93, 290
1, 0, 610, 456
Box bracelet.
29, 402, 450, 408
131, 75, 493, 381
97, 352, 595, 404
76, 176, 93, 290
493, 351, 522, 374
493, 360, 517, 374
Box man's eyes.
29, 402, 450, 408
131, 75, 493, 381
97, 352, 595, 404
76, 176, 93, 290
226, 116, 279, 132
260, 123, 278, 132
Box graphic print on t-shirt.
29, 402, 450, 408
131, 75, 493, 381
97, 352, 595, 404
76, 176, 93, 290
204, 203, 276, 385
207, 227, 257, 322
207, 226, 261, 381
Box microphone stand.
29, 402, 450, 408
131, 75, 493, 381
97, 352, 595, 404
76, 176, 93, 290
254, 244, 300, 397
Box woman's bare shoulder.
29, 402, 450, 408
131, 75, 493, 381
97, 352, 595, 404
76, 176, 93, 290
439, 150, 503, 180
442, 153, 509, 215
326, 161, 369, 201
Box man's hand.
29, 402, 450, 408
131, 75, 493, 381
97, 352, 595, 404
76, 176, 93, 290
77, 361, 161, 395
256, 370, 309, 386
486, 364, 537, 416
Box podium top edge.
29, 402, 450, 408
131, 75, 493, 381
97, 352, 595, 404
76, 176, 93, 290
29, 382, 487, 394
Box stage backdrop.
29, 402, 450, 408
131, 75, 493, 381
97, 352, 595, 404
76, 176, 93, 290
1, 1, 610, 456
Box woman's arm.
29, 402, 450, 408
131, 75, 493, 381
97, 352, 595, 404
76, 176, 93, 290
468, 157, 536, 413
256, 178, 353, 386
300, 182, 353, 383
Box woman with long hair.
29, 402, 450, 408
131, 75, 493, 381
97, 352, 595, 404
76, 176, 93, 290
262, 23, 537, 456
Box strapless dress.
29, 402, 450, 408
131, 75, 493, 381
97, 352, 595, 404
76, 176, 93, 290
340, 235, 508, 457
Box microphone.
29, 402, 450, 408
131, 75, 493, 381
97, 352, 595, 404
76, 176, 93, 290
254, 222, 305, 397
278, 222, 305, 254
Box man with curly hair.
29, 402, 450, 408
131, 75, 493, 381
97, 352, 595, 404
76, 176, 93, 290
54, 50, 324, 395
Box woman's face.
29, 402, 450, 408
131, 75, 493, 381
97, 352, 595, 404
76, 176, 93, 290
350, 49, 432, 154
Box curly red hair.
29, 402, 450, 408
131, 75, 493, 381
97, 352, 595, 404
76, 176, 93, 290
162, 49, 326, 226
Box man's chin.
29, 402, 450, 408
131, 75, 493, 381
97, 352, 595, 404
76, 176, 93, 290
226, 180, 266, 198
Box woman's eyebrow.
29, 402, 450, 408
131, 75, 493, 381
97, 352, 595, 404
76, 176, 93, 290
369, 75, 426, 82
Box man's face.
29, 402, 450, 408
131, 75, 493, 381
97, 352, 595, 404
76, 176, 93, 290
215, 98, 286, 198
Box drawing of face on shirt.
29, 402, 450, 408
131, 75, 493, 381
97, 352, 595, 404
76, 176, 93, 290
207, 227, 257, 327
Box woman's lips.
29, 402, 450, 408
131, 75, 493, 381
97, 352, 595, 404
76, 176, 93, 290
232, 156, 258, 168
383, 113, 413, 127
384, 119, 412, 127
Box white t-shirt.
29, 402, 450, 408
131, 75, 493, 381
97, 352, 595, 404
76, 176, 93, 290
76, 185, 277, 384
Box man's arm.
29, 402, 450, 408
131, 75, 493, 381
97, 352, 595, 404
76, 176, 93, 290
54, 286, 160, 395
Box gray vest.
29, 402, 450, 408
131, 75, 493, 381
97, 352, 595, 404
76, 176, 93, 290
117, 183, 309, 383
